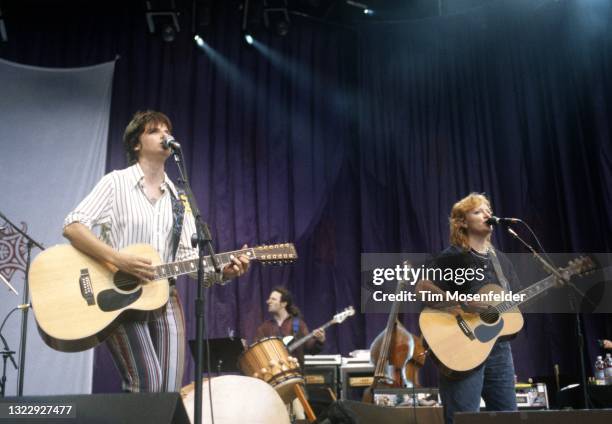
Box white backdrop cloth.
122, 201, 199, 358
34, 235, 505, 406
0, 57, 114, 395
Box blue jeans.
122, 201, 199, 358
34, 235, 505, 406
438, 341, 517, 424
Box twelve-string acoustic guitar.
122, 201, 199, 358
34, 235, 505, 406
29, 243, 297, 352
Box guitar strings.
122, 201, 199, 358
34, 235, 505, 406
109, 248, 294, 289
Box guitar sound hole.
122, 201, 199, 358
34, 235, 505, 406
114, 271, 139, 291
479, 307, 500, 324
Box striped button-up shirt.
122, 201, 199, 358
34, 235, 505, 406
65, 163, 199, 264
65, 163, 227, 285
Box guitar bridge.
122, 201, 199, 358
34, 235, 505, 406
456, 315, 475, 340
79, 269, 95, 306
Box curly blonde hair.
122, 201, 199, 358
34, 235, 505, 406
449, 193, 492, 251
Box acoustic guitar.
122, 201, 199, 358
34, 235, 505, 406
29, 243, 297, 352
419, 256, 595, 378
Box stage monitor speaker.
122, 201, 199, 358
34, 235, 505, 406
0, 392, 189, 424
304, 364, 339, 396
317, 399, 443, 424
455, 409, 612, 424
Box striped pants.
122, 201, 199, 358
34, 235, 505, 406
106, 287, 186, 392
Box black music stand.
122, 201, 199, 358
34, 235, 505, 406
188, 338, 244, 374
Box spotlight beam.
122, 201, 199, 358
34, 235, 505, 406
194, 39, 256, 98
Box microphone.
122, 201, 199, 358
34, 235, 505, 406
486, 216, 520, 226
162, 135, 181, 150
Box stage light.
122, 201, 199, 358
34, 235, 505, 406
263, 0, 290, 37
244, 34, 254, 45
194, 34, 204, 47
346, 1, 373, 16
145, 0, 181, 43
161, 24, 176, 42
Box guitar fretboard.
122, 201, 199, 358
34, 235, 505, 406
287, 320, 334, 353
494, 274, 556, 313
153, 249, 255, 280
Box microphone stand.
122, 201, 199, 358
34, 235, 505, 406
506, 227, 591, 409
169, 146, 220, 424
0, 319, 18, 397
0, 211, 44, 396
0, 336, 17, 398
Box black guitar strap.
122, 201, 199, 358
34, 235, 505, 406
169, 188, 185, 262
489, 247, 510, 291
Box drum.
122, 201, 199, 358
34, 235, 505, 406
238, 337, 303, 402
181, 375, 290, 424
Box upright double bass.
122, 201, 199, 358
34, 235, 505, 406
363, 263, 426, 402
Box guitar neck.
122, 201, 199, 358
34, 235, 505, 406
287, 319, 335, 353
495, 274, 557, 313
152, 248, 253, 280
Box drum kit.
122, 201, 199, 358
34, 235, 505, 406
182, 336, 315, 423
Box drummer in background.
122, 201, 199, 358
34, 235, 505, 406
255, 286, 325, 368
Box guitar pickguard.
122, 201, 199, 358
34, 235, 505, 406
97, 288, 143, 312
473, 318, 504, 342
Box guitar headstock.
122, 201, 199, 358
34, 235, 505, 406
252, 243, 298, 265
333, 306, 355, 324
564, 256, 596, 278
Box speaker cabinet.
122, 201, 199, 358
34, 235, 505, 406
340, 364, 374, 401
318, 399, 444, 424
455, 409, 612, 424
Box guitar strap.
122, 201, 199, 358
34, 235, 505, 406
169, 188, 185, 285
292, 317, 300, 337
489, 247, 510, 291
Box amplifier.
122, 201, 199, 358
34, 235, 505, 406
340, 361, 375, 401
368, 384, 547, 409
304, 365, 339, 394
304, 354, 342, 366
514, 383, 549, 409
304, 355, 341, 397
477, 383, 549, 410
373, 387, 441, 407
304, 355, 342, 416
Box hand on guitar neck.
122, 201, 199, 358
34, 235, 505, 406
64, 222, 250, 281
415, 279, 490, 314
312, 328, 326, 343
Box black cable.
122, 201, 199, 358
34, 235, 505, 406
0, 307, 19, 340
0, 307, 19, 371
516, 219, 555, 265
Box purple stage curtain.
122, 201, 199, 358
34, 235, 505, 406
1, 0, 610, 392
